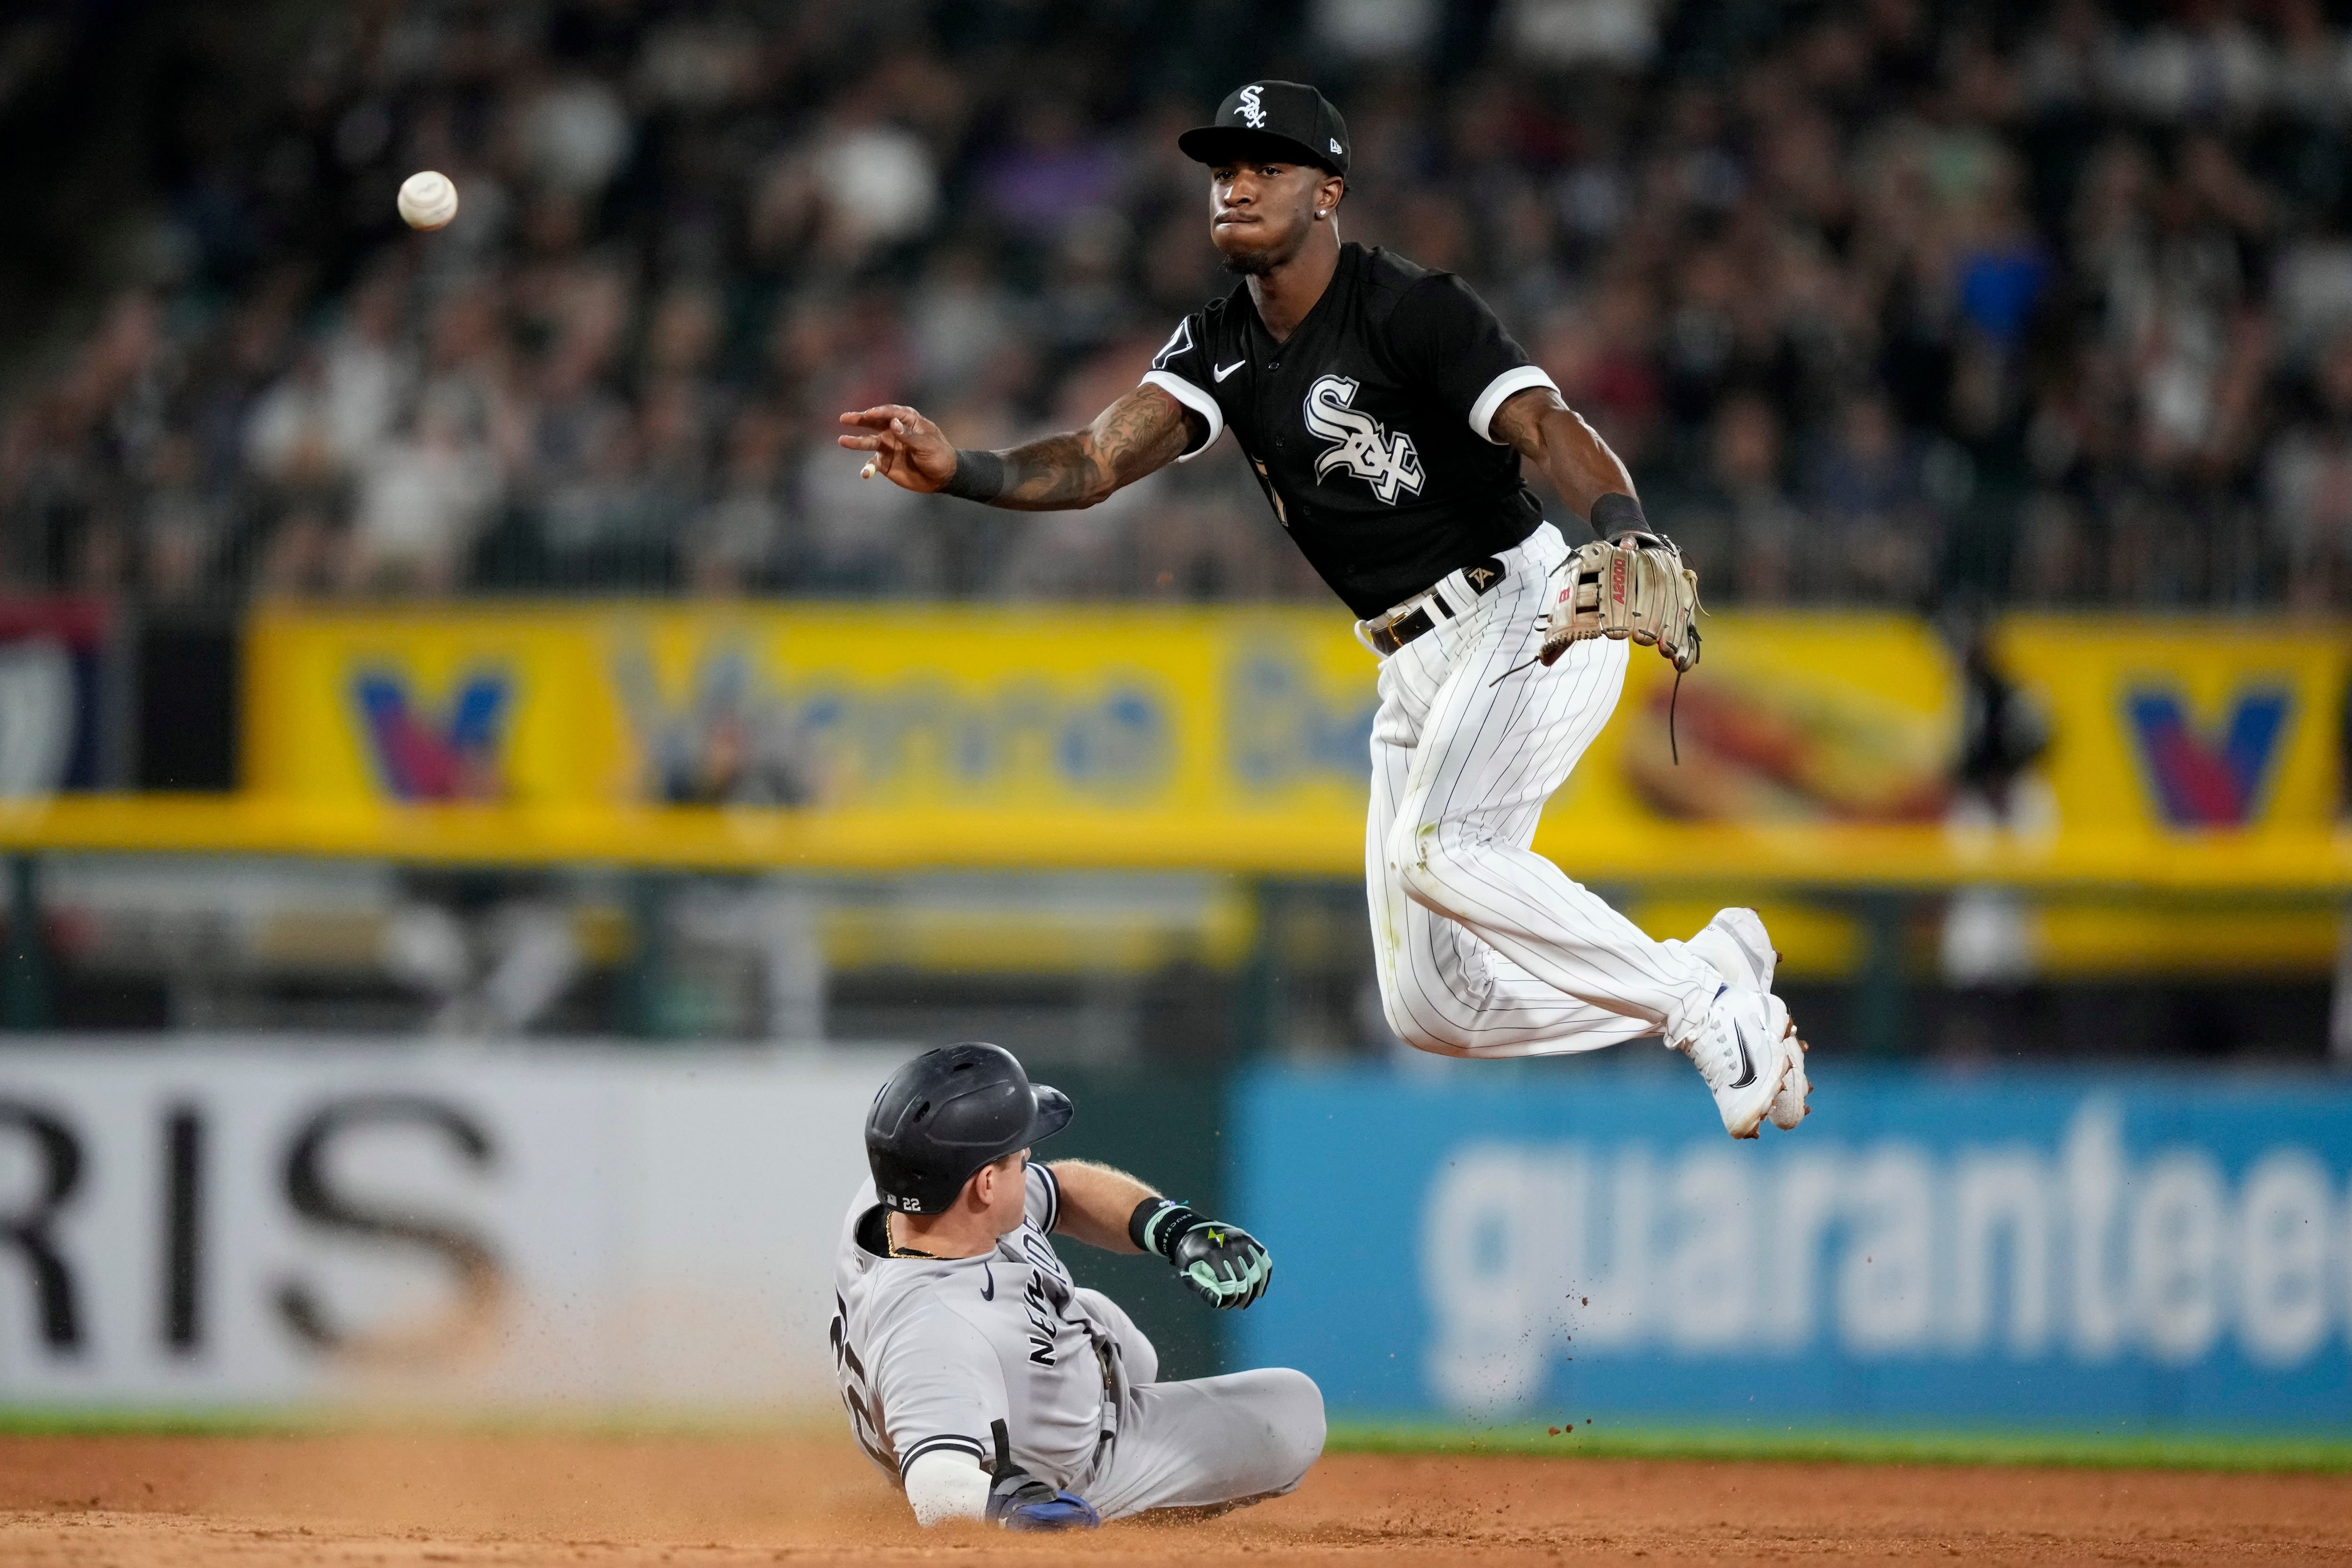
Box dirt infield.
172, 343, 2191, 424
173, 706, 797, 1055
3, 1431, 2349, 1567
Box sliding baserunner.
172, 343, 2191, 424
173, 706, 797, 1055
831, 1042, 1321, 1530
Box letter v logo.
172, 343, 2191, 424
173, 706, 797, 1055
2124, 685, 2292, 827
353, 671, 511, 801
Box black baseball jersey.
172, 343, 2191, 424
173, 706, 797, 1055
1142, 242, 1559, 619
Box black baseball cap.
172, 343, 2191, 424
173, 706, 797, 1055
1179, 80, 1350, 178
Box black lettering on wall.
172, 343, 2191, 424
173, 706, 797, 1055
161, 1104, 203, 1353
274, 1096, 503, 1363
0, 1101, 82, 1351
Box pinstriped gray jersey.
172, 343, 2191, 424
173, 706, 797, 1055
828, 1162, 1117, 1491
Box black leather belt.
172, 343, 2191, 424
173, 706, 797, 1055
1365, 557, 1507, 655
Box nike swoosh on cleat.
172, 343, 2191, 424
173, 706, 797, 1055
1214, 360, 1245, 382
1729, 1019, 1758, 1090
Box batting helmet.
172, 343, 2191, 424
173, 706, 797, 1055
866, 1042, 1073, 1214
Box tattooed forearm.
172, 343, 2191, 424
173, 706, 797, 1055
984, 385, 1197, 511
1492, 386, 1635, 529
996, 432, 1111, 510
1095, 387, 1193, 477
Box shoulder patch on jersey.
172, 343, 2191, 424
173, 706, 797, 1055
1151, 317, 1195, 370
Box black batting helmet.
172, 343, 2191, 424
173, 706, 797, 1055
865, 1042, 1073, 1214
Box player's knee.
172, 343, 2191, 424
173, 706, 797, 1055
1389, 1006, 1476, 1058
1375, 968, 1472, 1057
1258, 1368, 1326, 1486
1392, 820, 1475, 921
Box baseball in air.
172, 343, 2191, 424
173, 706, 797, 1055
397, 170, 459, 231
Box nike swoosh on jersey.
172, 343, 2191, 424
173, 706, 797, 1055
1214, 360, 1245, 382
980, 1263, 995, 1301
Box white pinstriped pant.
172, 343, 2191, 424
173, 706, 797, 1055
1367, 522, 1719, 1057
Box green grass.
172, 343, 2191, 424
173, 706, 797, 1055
6, 1408, 2347, 1475
0, 1408, 313, 1438
0, 1406, 835, 1441
1326, 1419, 2352, 1474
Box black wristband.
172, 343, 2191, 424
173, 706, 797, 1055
1128, 1196, 1203, 1260
943, 448, 1007, 502
1589, 492, 1647, 537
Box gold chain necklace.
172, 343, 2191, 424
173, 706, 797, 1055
884, 1212, 936, 1259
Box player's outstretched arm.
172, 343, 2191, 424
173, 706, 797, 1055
1047, 1158, 1273, 1309
1043, 1158, 1155, 1252
1491, 386, 1641, 534
836, 385, 1199, 511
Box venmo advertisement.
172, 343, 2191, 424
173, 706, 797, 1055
243, 604, 1377, 816
1236, 1067, 2352, 1430
246, 605, 2350, 838
226, 606, 2352, 892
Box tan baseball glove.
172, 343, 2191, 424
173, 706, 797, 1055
1540, 531, 1701, 673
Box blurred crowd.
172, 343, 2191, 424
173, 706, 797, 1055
12, 0, 2352, 611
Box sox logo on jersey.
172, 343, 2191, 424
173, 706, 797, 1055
1304, 374, 1425, 503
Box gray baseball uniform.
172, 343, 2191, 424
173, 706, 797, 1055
828, 1162, 1324, 1520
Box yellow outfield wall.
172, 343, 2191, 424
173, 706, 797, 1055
240, 601, 1959, 825
0, 604, 2342, 902
243, 602, 1379, 820
1992, 616, 2350, 840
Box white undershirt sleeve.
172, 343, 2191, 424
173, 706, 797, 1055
903, 1449, 992, 1527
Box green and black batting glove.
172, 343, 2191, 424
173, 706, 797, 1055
1129, 1197, 1272, 1310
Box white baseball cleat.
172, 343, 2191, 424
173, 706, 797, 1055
1689, 907, 1810, 1131
1689, 906, 1776, 991
1675, 981, 1788, 1139
1762, 993, 1810, 1130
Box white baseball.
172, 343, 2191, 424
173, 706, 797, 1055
397, 170, 460, 231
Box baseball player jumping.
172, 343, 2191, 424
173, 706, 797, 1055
840, 81, 1810, 1138
833, 1042, 1323, 1530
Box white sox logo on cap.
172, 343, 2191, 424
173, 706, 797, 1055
1238, 85, 1266, 127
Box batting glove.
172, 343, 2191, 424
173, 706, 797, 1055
1130, 1198, 1273, 1310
